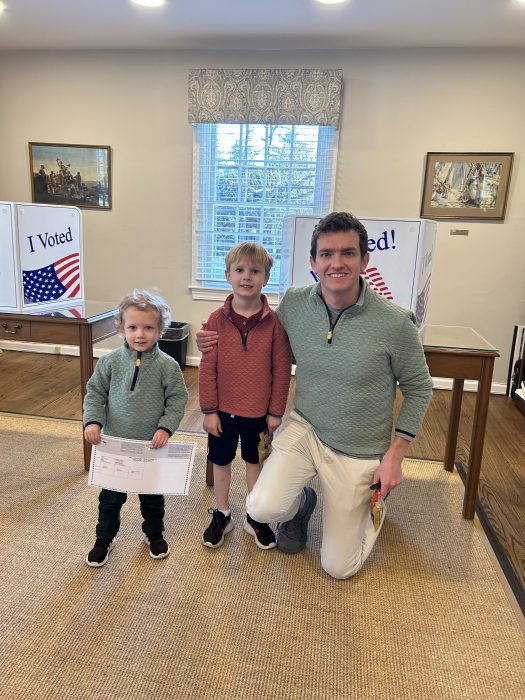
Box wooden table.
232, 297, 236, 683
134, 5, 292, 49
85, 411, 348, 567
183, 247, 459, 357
421, 325, 499, 519
205, 324, 499, 520
0, 302, 117, 470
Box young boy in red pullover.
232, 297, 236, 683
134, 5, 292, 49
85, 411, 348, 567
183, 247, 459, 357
199, 242, 292, 549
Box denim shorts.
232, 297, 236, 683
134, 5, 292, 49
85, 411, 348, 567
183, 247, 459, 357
207, 411, 268, 466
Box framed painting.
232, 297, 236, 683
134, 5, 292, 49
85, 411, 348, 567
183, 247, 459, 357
420, 152, 513, 220
29, 142, 112, 210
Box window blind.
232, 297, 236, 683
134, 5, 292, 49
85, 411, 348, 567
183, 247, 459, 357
192, 123, 338, 291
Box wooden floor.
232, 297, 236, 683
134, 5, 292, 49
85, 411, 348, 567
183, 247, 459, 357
1, 350, 524, 603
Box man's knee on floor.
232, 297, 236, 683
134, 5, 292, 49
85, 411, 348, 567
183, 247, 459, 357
321, 554, 364, 580
246, 489, 281, 523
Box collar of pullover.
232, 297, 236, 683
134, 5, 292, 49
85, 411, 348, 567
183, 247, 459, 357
123, 342, 160, 361
311, 277, 369, 316
222, 292, 272, 320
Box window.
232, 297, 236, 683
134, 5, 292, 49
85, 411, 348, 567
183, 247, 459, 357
192, 122, 338, 295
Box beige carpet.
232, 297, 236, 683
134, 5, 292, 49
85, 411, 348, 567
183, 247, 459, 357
0, 414, 523, 700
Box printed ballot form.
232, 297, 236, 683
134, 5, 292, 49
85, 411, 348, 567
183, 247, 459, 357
88, 435, 196, 495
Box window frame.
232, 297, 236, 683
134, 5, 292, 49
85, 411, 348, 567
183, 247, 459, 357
190, 122, 338, 301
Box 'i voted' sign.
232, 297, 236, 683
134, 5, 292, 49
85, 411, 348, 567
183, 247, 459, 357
280, 215, 436, 330
16, 203, 83, 309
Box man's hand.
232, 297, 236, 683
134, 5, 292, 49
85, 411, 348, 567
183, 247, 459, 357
372, 436, 409, 498
151, 429, 169, 449
266, 414, 282, 436
203, 412, 222, 437
196, 321, 219, 353
84, 424, 102, 445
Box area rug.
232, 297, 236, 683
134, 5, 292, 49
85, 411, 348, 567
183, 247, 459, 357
0, 414, 523, 700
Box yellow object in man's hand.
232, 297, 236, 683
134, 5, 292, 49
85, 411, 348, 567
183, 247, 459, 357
258, 429, 273, 463
370, 484, 384, 531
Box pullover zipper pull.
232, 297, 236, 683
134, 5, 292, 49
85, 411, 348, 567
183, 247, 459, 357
130, 351, 143, 391
327, 328, 333, 343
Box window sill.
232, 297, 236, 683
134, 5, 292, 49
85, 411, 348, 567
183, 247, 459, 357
189, 286, 280, 307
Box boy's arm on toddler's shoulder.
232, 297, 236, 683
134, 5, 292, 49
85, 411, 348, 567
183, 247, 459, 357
196, 315, 220, 353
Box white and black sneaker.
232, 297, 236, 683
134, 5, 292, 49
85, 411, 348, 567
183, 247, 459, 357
86, 537, 116, 567
145, 533, 170, 559
244, 515, 276, 550
202, 508, 234, 548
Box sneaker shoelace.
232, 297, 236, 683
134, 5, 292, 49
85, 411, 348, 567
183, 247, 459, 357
210, 508, 228, 532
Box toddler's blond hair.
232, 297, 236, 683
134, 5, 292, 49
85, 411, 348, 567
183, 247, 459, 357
115, 289, 171, 333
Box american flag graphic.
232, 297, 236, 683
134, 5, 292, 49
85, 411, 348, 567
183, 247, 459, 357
23, 252, 81, 304
416, 275, 431, 328
363, 267, 394, 300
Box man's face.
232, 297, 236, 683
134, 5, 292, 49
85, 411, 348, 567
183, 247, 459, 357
310, 230, 369, 305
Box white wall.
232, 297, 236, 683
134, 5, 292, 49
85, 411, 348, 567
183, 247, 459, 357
1, 48, 524, 384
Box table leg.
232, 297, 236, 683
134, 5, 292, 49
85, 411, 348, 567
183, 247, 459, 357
206, 458, 214, 487
462, 358, 494, 519
79, 324, 95, 471
444, 378, 464, 471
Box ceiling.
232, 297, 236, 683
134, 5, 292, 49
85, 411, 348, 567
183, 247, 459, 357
1, 0, 525, 51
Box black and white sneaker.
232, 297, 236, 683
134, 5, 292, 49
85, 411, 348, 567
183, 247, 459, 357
145, 533, 170, 559
244, 514, 276, 550
202, 508, 233, 548
86, 537, 116, 567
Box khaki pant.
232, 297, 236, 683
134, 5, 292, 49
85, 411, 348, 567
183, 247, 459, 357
246, 411, 385, 579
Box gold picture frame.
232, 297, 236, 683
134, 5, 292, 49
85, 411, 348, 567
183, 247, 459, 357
29, 142, 112, 210
420, 152, 513, 220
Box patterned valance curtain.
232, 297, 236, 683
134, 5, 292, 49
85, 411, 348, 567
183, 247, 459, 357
188, 68, 343, 126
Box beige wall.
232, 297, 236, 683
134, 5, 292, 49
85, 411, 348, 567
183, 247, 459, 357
1, 48, 524, 384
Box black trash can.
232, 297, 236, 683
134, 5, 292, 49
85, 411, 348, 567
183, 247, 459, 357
158, 322, 189, 369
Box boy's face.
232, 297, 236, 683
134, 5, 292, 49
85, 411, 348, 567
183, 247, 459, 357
225, 257, 269, 302
122, 307, 162, 353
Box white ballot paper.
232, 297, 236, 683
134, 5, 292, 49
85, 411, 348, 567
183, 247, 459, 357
88, 435, 196, 495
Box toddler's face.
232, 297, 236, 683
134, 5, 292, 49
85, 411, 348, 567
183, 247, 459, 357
122, 307, 162, 353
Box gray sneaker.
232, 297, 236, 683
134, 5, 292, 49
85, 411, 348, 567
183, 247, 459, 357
276, 487, 317, 554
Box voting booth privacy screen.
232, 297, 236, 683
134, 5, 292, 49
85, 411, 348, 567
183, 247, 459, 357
280, 215, 437, 330
0, 202, 83, 312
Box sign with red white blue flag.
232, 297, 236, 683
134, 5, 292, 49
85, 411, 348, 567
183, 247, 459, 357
23, 251, 81, 304
14, 203, 83, 310
281, 216, 436, 331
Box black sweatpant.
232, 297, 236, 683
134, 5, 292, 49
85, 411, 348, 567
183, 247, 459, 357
95, 488, 165, 540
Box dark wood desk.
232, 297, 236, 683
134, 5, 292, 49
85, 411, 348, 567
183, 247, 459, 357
422, 325, 499, 519
205, 324, 499, 520
0, 302, 117, 470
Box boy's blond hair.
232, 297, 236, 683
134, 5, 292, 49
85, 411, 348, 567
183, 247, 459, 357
115, 289, 171, 333
225, 242, 274, 277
